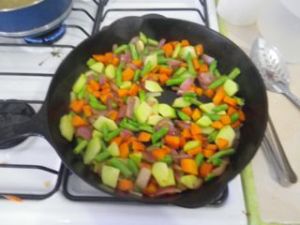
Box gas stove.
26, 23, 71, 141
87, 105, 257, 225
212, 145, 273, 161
0, 1, 246, 224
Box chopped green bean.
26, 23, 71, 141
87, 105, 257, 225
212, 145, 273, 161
195, 153, 204, 166
231, 112, 239, 123
104, 129, 121, 142
139, 90, 146, 102
152, 127, 169, 144
172, 43, 181, 58
208, 76, 227, 89
109, 158, 132, 178
211, 157, 222, 166
74, 140, 88, 154
206, 113, 221, 121
113, 44, 128, 54
177, 110, 191, 121
133, 69, 141, 82
89, 95, 107, 110
208, 130, 219, 143
166, 77, 185, 86
139, 32, 148, 44
95, 151, 111, 162
213, 104, 228, 112
228, 67, 240, 80
186, 53, 196, 75
173, 67, 186, 77
129, 43, 139, 60
208, 148, 235, 163
214, 69, 221, 78
127, 158, 139, 176
139, 124, 155, 133
141, 61, 152, 76
205, 173, 216, 182
161, 155, 173, 165
209, 60, 217, 73
148, 38, 159, 46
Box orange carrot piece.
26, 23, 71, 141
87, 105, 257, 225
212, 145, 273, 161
179, 136, 186, 148
211, 121, 224, 129
227, 106, 237, 116
204, 89, 214, 98
181, 129, 192, 139
93, 91, 101, 98
223, 96, 237, 106
192, 58, 200, 70
192, 108, 202, 121
180, 159, 198, 175
111, 57, 119, 66
93, 54, 106, 64
99, 94, 108, 104
203, 149, 215, 158
195, 87, 203, 96
122, 67, 135, 81
159, 67, 173, 76
144, 181, 158, 195
152, 148, 168, 160
190, 123, 201, 136
187, 146, 202, 156
199, 163, 213, 177
216, 138, 229, 150
164, 135, 180, 149
83, 105, 93, 117
107, 110, 118, 121
132, 59, 143, 67
128, 84, 139, 96
195, 44, 204, 56
206, 144, 218, 151
199, 63, 208, 73
138, 132, 152, 142
104, 52, 113, 63
182, 107, 193, 117
181, 40, 190, 47
162, 43, 174, 57
111, 136, 122, 145
117, 179, 134, 192
231, 121, 241, 129
88, 79, 100, 91
72, 115, 87, 127
118, 89, 128, 97
159, 73, 169, 85
220, 115, 231, 125
119, 142, 129, 158
213, 87, 225, 105
238, 110, 246, 121
70, 100, 85, 113
132, 141, 145, 152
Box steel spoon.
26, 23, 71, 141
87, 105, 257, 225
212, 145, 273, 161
250, 38, 300, 109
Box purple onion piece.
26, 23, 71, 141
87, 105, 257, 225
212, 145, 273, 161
75, 126, 92, 140
158, 38, 166, 48
202, 54, 215, 64
99, 75, 107, 85
154, 187, 182, 196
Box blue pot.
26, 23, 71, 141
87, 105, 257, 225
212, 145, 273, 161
0, 0, 73, 37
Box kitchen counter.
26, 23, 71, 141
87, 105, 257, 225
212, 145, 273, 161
220, 18, 300, 225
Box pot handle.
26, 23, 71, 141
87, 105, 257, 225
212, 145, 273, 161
0, 106, 49, 146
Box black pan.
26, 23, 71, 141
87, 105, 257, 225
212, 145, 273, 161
0, 15, 268, 208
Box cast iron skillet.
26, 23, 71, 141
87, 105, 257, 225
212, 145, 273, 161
0, 15, 268, 208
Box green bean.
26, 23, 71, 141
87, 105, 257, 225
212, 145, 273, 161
95, 151, 111, 162
205, 173, 216, 182
206, 113, 221, 121
113, 44, 128, 55
177, 110, 191, 121
195, 153, 204, 166
212, 104, 228, 112
208, 130, 219, 143
183, 92, 197, 98
139, 32, 148, 44
211, 157, 223, 166
116, 62, 125, 87
157, 56, 170, 64
77, 88, 86, 100
141, 61, 152, 76
161, 155, 172, 165
209, 60, 217, 73
139, 90, 146, 102
214, 69, 221, 78
172, 43, 181, 58
129, 44, 139, 60
231, 112, 239, 123
139, 124, 155, 133
152, 127, 169, 144
148, 38, 159, 46
186, 53, 196, 75
153, 49, 164, 55
104, 129, 121, 142
133, 69, 141, 82
74, 140, 88, 154
119, 119, 139, 132
109, 158, 132, 178
89, 95, 107, 110
166, 77, 185, 86
208, 76, 227, 89
127, 158, 139, 176
208, 148, 235, 163
173, 67, 186, 77
228, 67, 240, 80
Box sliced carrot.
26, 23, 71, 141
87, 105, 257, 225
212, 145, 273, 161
216, 138, 229, 150
238, 110, 246, 121
179, 136, 186, 148
190, 123, 202, 136
122, 67, 135, 81
70, 100, 85, 113
88, 79, 100, 92
117, 179, 134, 192
232, 121, 241, 129
181, 159, 198, 175
164, 135, 180, 149
99, 94, 108, 104
159, 67, 173, 76
181, 39, 190, 47
220, 115, 231, 125
118, 89, 128, 97
152, 148, 168, 160
111, 57, 119, 66
132, 141, 145, 152
83, 105, 93, 117
93, 91, 101, 98
227, 106, 237, 116
187, 146, 202, 156
107, 110, 118, 121
93, 54, 106, 64
144, 181, 158, 195
192, 58, 200, 70
119, 142, 129, 158
159, 73, 169, 85
181, 107, 193, 117
128, 83, 139, 96
181, 129, 192, 139
199, 163, 213, 177
203, 149, 215, 158
104, 52, 113, 63
195, 87, 203, 96
132, 59, 143, 67
206, 144, 218, 151
195, 44, 204, 56
213, 87, 225, 105
204, 89, 214, 98
192, 108, 202, 121
162, 43, 174, 57
223, 96, 237, 106
138, 132, 152, 142
211, 121, 224, 129
111, 136, 122, 145
3, 195, 23, 203
72, 115, 87, 127
199, 63, 208, 73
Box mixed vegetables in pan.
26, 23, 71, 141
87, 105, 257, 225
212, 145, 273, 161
59, 32, 245, 196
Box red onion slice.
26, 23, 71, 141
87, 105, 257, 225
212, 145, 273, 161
75, 126, 92, 140
154, 187, 182, 196
202, 54, 215, 64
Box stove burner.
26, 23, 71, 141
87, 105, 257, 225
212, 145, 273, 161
24, 25, 66, 44
0, 101, 35, 149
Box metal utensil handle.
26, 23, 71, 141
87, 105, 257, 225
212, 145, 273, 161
265, 118, 297, 184
283, 89, 300, 109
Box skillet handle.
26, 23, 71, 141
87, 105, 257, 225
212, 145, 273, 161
0, 106, 49, 146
